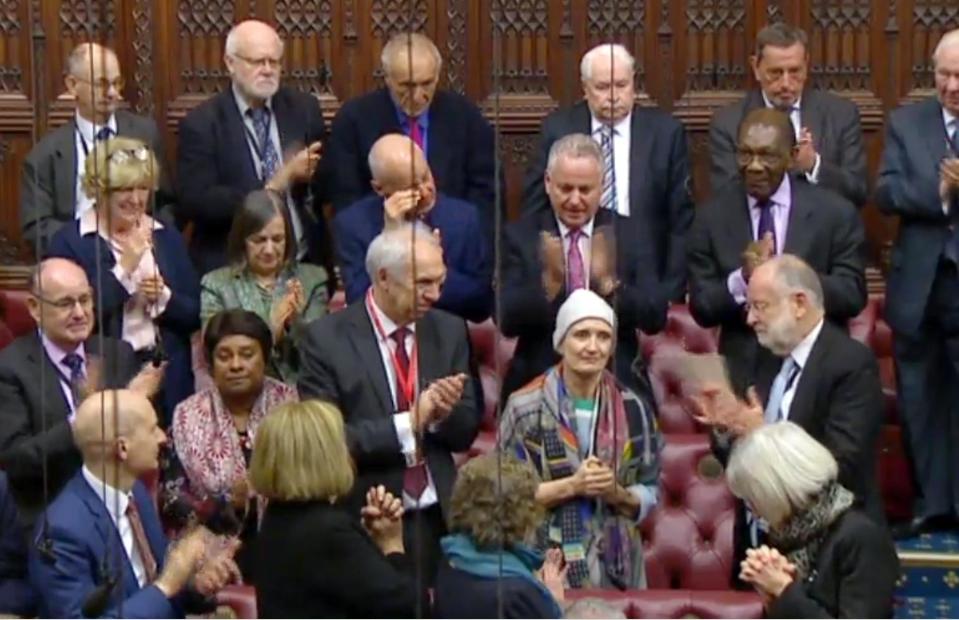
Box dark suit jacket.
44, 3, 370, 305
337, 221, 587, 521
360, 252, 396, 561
47, 221, 200, 418
522, 102, 693, 300
687, 177, 866, 394
433, 562, 558, 619
254, 499, 423, 618
28, 472, 205, 618
20, 111, 174, 254
0, 334, 136, 525
333, 193, 492, 323
326, 88, 500, 239
876, 97, 953, 336
0, 472, 35, 616
709, 89, 868, 207
498, 208, 668, 401
768, 510, 899, 618
176, 86, 327, 275
297, 302, 481, 516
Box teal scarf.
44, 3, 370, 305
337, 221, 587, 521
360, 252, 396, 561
441, 534, 563, 618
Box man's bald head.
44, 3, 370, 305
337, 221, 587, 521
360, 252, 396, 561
27, 258, 94, 351
368, 134, 435, 208
65, 42, 122, 123
934, 29, 959, 116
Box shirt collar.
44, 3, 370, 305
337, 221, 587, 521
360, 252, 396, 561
75, 111, 118, 146
232, 83, 273, 119
366, 290, 417, 339
747, 173, 792, 211
391, 97, 431, 130
590, 111, 632, 136
788, 317, 825, 370
555, 216, 595, 240
82, 465, 130, 524
761, 91, 802, 112
943, 105, 958, 134
78, 209, 163, 237
40, 330, 85, 369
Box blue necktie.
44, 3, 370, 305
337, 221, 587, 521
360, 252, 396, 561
61, 352, 85, 408
764, 356, 800, 424
248, 107, 280, 182
95, 127, 114, 142
756, 199, 777, 252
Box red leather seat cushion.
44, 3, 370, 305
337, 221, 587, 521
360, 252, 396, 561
567, 589, 763, 619
216, 584, 257, 618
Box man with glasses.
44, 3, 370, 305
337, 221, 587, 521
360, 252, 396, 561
0, 258, 160, 527
688, 108, 866, 396
20, 43, 174, 254
177, 19, 327, 276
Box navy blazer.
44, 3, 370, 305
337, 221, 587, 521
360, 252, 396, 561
0, 472, 35, 616
176, 86, 328, 275
333, 193, 492, 323
47, 222, 200, 419
326, 88, 500, 240
29, 473, 190, 618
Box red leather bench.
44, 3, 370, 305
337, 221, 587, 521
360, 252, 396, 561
567, 588, 763, 619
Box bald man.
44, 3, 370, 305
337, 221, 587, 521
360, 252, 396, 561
29, 390, 239, 618
21, 43, 174, 254
333, 134, 492, 322
177, 19, 328, 275
0, 258, 152, 527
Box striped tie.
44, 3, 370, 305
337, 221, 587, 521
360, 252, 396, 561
596, 127, 617, 212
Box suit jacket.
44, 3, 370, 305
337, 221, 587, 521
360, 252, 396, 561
20, 111, 174, 254
28, 472, 204, 618
0, 472, 36, 616
498, 208, 668, 401
297, 302, 481, 515
875, 97, 953, 336
767, 510, 899, 618
521, 102, 693, 300
254, 499, 424, 618
176, 86, 327, 275
326, 88, 500, 239
0, 334, 137, 525
47, 221, 200, 418
709, 89, 868, 207
434, 562, 558, 619
333, 193, 492, 323
687, 177, 866, 394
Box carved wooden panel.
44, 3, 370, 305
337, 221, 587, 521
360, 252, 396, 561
585, 0, 647, 88
174, 0, 237, 96
684, 0, 749, 92
484, 0, 551, 96
808, 0, 873, 91
909, 0, 959, 91
274, 0, 334, 95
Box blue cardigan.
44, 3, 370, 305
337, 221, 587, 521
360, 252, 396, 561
47, 221, 200, 420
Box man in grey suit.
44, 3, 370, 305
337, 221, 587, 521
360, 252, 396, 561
709, 23, 867, 207
20, 43, 173, 254
876, 28, 959, 538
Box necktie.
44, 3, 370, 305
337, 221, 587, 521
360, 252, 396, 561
945, 123, 959, 263
61, 352, 85, 408
408, 117, 424, 151
764, 356, 801, 424
125, 497, 158, 584
95, 127, 114, 142
391, 328, 429, 498
566, 228, 586, 291
248, 107, 280, 182
756, 198, 777, 253
596, 127, 617, 211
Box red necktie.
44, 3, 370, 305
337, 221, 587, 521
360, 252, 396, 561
567, 229, 586, 291
390, 328, 429, 498
408, 117, 424, 150
125, 497, 158, 584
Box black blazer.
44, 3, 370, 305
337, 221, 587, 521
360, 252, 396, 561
176, 86, 327, 275
0, 334, 136, 524
876, 97, 954, 337
326, 88, 500, 239
687, 177, 867, 394
522, 102, 694, 300
433, 561, 559, 619
709, 89, 868, 207
768, 510, 899, 618
498, 208, 668, 401
254, 500, 424, 618
297, 302, 481, 515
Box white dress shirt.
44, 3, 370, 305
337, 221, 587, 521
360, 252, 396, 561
590, 113, 632, 217
81, 466, 149, 587
365, 294, 439, 510
74, 112, 118, 218
556, 216, 595, 290
779, 318, 825, 420
761, 92, 822, 183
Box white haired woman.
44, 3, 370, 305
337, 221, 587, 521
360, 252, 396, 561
727, 422, 899, 618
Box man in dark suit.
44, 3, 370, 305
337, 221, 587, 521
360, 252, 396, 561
20, 43, 174, 254
692, 255, 883, 582
28, 389, 239, 618
0, 258, 158, 526
523, 44, 693, 301
326, 33, 498, 239
688, 108, 866, 396
875, 28, 959, 538
299, 225, 481, 583
501, 133, 668, 402
709, 23, 867, 207
0, 472, 36, 617
334, 134, 492, 323
176, 19, 326, 275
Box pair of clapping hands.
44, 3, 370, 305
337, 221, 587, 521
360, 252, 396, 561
156, 527, 242, 599
539, 230, 619, 300
270, 278, 306, 341
410, 373, 468, 433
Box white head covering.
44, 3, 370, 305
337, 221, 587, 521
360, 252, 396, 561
552, 289, 616, 352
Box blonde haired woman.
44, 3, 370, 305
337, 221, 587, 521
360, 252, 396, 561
47, 136, 199, 422
250, 400, 425, 618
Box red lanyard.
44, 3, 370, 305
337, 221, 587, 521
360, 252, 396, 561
366, 289, 418, 408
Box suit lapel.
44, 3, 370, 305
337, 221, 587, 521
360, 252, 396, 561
800, 91, 827, 152
72, 474, 140, 597
347, 304, 393, 414
273, 90, 301, 155
783, 178, 815, 256
629, 107, 653, 218
25, 334, 72, 423
922, 99, 948, 168
723, 184, 754, 258
426, 95, 450, 186
786, 325, 830, 427
220, 92, 260, 184
53, 121, 78, 212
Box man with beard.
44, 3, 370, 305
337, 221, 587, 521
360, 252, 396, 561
176, 19, 327, 275
688, 107, 866, 396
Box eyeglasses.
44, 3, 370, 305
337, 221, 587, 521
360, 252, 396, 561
72, 75, 125, 93
108, 146, 151, 165
231, 53, 283, 70
735, 149, 786, 167
31, 292, 94, 311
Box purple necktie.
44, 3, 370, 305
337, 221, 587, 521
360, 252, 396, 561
756, 199, 777, 252
567, 229, 586, 291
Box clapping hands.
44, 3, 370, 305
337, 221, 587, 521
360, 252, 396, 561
739, 545, 796, 603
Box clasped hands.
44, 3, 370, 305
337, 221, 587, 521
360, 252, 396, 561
540, 229, 619, 301
739, 544, 796, 603
410, 372, 467, 432
361, 485, 404, 555
155, 526, 241, 599
688, 382, 764, 437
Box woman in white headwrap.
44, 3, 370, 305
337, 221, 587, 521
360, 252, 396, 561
498, 290, 662, 590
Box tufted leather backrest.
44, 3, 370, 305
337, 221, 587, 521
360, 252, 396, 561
0, 290, 35, 348
566, 589, 763, 619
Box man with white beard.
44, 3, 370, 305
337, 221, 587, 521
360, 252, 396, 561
176, 19, 327, 275
690, 255, 884, 581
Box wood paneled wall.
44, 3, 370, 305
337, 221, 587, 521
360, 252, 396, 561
1, 0, 958, 271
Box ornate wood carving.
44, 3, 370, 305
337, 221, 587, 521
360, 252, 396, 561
767, 1, 784, 22
176, 0, 235, 95
489, 0, 549, 95
684, 0, 748, 91
586, 1, 646, 86
58, 0, 115, 39
910, 1, 959, 90
445, 0, 467, 93
132, 0, 154, 114
275, 0, 334, 95
809, 0, 873, 91
371, 0, 429, 37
